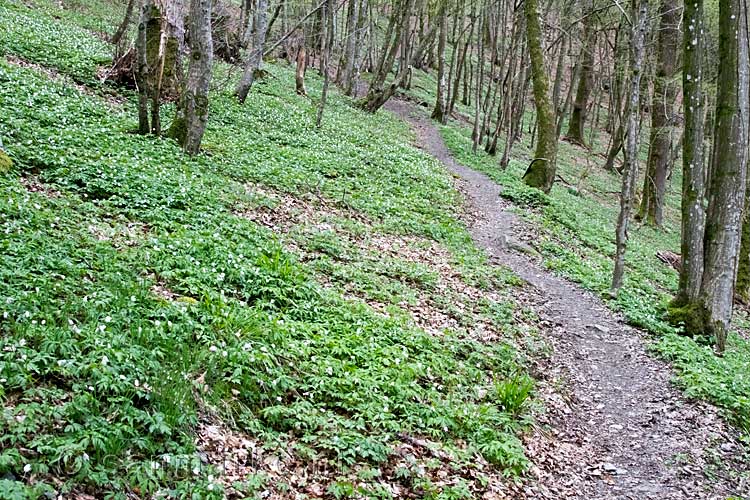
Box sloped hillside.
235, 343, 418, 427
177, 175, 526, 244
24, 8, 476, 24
0, 0, 540, 497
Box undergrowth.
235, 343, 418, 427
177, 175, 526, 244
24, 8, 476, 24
0, 2, 537, 495
425, 80, 750, 434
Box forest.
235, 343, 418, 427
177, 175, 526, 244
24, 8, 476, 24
0, 0, 749, 497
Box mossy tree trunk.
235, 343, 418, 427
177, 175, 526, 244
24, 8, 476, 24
565, 3, 596, 147
637, 0, 679, 227
135, 0, 158, 134
521, 0, 557, 193
166, 0, 213, 154
0, 137, 12, 173
235, 0, 269, 103
695, 0, 749, 352
611, 0, 648, 293
135, 0, 184, 135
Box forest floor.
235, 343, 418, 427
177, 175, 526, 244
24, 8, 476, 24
2, 0, 750, 496
384, 98, 749, 499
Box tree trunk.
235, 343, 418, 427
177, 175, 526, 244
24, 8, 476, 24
359, 7, 437, 113
295, 41, 308, 95
637, 0, 679, 227
337, 0, 359, 93
365, 0, 405, 99
166, 0, 213, 154
566, 9, 595, 146
135, 0, 158, 134
316, 0, 333, 126
696, 0, 749, 352
431, 0, 448, 123
611, 0, 648, 293
448, 10, 474, 115
236, 0, 269, 102
521, 0, 557, 193
112, 0, 137, 46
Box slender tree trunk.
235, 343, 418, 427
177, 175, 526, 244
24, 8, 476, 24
296, 41, 308, 95
611, 0, 648, 293
135, 0, 157, 134
471, 4, 486, 151
236, 0, 269, 102
521, 0, 557, 193
431, 0, 449, 123
695, 0, 749, 352
637, 0, 679, 226
557, 57, 580, 139
360, 3, 437, 113
337, 0, 359, 91
267, 0, 286, 34
112, 0, 137, 46
551, 32, 567, 120
316, 0, 333, 126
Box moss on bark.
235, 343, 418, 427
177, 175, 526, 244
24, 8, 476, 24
666, 301, 710, 335
0, 150, 12, 173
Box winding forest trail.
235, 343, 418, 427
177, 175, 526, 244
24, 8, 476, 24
384, 98, 748, 500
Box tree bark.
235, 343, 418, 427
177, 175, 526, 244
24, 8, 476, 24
166, 0, 213, 154
431, 0, 449, 123
566, 7, 596, 146
295, 41, 308, 95
637, 0, 679, 227
135, 0, 157, 134
696, 0, 749, 352
521, 0, 557, 193
112, 0, 137, 46
337, 0, 359, 93
359, 7, 437, 113
611, 0, 648, 293
316, 0, 333, 126
236, 0, 269, 103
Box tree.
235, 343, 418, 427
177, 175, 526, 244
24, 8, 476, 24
316, 0, 334, 127
134, 0, 184, 135
431, 0, 449, 123
637, 0, 679, 226
236, 0, 270, 103
135, 0, 159, 134
693, 0, 749, 352
521, 0, 557, 193
672, 0, 706, 308
611, 0, 648, 293
359, 0, 438, 113
337, 0, 361, 96
166, 0, 213, 153
565, 2, 596, 146
111, 0, 138, 47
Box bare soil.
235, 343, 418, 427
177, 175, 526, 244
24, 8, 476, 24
384, 98, 749, 500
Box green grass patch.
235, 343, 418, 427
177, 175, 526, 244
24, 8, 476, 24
0, 18, 534, 494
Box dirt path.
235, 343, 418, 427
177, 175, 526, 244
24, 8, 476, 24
384, 99, 748, 500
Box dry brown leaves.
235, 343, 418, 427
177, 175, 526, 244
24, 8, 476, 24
195, 414, 526, 499
20, 175, 62, 198
237, 183, 514, 344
